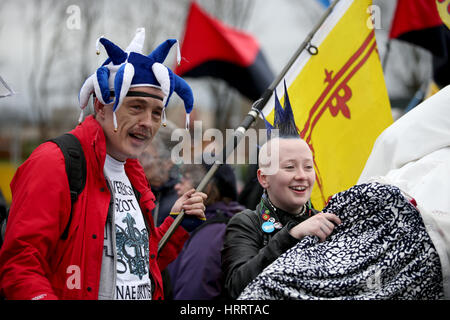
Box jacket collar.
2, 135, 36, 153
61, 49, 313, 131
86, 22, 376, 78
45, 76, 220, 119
70, 115, 107, 173
258, 194, 312, 227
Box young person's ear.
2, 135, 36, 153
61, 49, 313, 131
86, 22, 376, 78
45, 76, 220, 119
257, 168, 269, 189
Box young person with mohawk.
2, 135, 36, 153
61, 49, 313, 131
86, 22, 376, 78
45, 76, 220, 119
222, 84, 341, 299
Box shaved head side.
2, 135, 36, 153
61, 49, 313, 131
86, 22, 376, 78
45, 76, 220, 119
258, 138, 280, 175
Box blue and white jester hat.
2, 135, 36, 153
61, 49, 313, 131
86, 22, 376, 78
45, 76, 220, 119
78, 28, 194, 131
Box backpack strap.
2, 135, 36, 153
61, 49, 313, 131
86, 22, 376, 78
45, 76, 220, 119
48, 133, 86, 240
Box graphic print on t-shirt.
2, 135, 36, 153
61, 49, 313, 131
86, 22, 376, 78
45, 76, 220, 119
103, 155, 152, 300
115, 212, 149, 279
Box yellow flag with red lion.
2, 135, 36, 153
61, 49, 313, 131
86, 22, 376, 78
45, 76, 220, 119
261, 0, 393, 209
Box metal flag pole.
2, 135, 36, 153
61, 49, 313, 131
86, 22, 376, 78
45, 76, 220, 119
382, 40, 391, 73
158, 0, 341, 254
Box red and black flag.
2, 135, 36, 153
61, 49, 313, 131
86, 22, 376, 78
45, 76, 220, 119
175, 2, 274, 101
389, 0, 450, 88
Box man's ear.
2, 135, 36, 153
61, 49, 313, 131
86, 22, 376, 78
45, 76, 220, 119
93, 98, 106, 119
257, 168, 269, 189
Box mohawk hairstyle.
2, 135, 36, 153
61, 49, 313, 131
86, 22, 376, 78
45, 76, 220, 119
263, 80, 300, 140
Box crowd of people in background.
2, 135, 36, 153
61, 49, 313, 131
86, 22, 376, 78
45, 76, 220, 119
138, 120, 253, 299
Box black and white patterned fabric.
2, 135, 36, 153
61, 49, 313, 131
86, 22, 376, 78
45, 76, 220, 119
238, 183, 444, 300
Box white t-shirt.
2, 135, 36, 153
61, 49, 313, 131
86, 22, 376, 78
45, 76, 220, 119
103, 154, 152, 300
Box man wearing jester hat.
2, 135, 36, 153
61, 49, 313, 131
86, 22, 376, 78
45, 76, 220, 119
0, 28, 206, 300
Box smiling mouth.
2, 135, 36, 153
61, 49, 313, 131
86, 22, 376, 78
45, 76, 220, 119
129, 132, 150, 142
289, 186, 308, 192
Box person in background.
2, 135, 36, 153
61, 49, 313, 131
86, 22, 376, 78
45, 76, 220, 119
138, 120, 182, 300
238, 163, 264, 211
168, 162, 245, 299
139, 120, 180, 227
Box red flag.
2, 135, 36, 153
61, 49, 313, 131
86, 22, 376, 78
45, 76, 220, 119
175, 2, 274, 101
389, 0, 450, 88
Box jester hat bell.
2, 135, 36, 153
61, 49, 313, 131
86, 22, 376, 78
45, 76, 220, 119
78, 28, 194, 130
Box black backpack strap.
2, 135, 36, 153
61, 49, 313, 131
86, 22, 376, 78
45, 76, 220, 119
48, 133, 86, 240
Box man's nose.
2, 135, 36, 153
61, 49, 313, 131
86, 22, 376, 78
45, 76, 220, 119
139, 109, 154, 128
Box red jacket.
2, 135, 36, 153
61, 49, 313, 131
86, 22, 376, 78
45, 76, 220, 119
0, 116, 189, 300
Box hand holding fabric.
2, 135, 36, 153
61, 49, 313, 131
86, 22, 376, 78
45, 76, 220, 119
289, 212, 341, 242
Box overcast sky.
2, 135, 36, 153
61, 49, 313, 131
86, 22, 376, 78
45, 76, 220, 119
0, 0, 432, 121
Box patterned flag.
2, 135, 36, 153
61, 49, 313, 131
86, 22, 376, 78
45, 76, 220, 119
175, 2, 274, 101
261, 0, 393, 209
